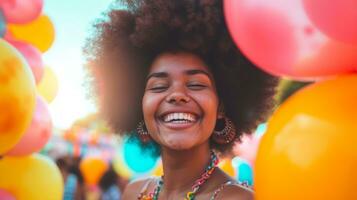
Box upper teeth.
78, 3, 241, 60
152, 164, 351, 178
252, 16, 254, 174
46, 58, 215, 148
163, 113, 196, 122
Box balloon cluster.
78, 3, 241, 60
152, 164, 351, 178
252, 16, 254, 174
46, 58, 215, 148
224, 0, 357, 199
0, 0, 58, 99
0, 1, 62, 199
225, 0, 357, 80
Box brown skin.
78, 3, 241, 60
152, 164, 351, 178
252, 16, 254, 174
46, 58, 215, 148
143, 52, 219, 151
122, 53, 253, 200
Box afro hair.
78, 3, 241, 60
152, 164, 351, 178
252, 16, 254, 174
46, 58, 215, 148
84, 0, 279, 153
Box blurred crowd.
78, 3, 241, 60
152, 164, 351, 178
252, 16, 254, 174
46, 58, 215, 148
56, 156, 128, 200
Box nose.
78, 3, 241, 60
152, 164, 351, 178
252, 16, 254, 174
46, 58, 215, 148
165, 86, 190, 104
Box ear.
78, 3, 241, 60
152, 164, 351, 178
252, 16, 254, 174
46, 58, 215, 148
217, 102, 225, 119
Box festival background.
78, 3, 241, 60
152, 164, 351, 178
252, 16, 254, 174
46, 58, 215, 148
0, 0, 356, 199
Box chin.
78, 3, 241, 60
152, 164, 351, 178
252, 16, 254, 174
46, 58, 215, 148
162, 136, 198, 150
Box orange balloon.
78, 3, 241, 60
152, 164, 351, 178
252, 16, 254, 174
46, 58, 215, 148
80, 157, 108, 186
0, 39, 36, 155
36, 66, 59, 103
255, 75, 357, 200
8, 15, 55, 52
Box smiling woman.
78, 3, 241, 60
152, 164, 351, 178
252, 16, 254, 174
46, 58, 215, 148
84, 0, 278, 199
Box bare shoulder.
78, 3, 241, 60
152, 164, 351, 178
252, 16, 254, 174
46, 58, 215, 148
121, 177, 156, 200
216, 184, 254, 200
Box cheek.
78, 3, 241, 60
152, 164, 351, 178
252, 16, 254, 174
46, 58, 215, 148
142, 93, 163, 133
195, 92, 219, 120
142, 93, 157, 120
205, 101, 219, 125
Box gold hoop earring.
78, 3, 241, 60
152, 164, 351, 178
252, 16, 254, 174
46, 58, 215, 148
212, 116, 236, 144
137, 121, 151, 143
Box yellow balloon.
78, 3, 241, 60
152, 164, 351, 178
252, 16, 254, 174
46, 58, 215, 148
151, 162, 163, 177
0, 39, 36, 155
219, 159, 235, 177
8, 15, 55, 52
113, 155, 133, 179
255, 75, 357, 200
0, 154, 63, 200
36, 66, 59, 103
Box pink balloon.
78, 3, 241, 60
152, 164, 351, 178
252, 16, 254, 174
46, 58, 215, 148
224, 0, 357, 80
0, 189, 15, 200
7, 39, 45, 84
6, 96, 52, 156
303, 0, 357, 45
7, 39, 44, 83
0, 0, 43, 24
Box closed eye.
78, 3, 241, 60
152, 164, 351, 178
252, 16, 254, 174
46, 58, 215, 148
149, 85, 168, 92
187, 84, 207, 90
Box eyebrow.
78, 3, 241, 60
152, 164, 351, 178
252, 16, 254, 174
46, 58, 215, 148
185, 69, 212, 80
146, 72, 168, 82
146, 69, 213, 82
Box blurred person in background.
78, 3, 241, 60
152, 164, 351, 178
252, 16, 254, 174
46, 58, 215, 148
99, 166, 122, 200
56, 156, 86, 200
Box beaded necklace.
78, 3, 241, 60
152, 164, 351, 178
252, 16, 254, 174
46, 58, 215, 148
138, 151, 219, 200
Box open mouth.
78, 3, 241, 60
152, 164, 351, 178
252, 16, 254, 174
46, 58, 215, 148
161, 112, 198, 124
156, 109, 202, 130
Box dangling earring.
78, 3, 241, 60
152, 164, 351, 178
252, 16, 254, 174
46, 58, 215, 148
137, 121, 151, 143
212, 116, 236, 144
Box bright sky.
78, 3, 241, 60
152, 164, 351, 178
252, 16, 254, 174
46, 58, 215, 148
43, 0, 119, 129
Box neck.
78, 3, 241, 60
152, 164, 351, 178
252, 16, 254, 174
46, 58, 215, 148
160, 143, 211, 196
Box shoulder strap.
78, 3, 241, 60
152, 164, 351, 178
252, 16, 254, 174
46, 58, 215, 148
139, 177, 154, 194
138, 177, 160, 197
210, 181, 235, 200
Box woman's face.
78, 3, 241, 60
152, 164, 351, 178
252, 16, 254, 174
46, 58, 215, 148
142, 52, 219, 150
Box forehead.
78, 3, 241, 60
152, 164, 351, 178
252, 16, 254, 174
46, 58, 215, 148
149, 52, 211, 75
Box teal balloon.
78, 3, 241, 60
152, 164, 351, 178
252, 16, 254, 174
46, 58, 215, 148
233, 157, 253, 186
123, 137, 158, 173
0, 11, 5, 37
238, 162, 253, 186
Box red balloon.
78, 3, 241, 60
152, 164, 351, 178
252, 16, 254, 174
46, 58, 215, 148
303, 0, 357, 45
6, 96, 52, 156
225, 0, 298, 75
224, 0, 357, 80
0, 0, 43, 24
294, 40, 357, 77
7, 39, 44, 83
